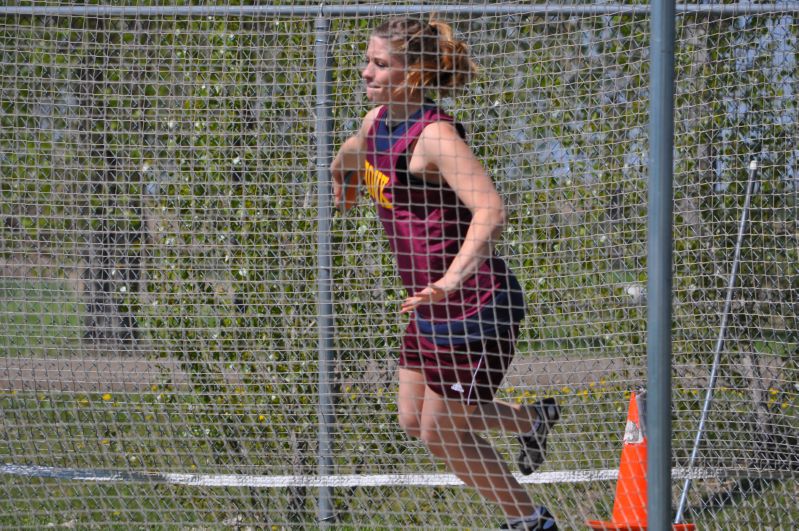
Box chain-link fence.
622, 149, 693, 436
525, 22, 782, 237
1, 2, 797, 529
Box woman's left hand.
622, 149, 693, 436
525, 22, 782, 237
400, 283, 449, 314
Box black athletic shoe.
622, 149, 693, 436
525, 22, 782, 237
516, 397, 560, 475
499, 506, 558, 530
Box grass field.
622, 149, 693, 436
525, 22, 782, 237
1, 276, 796, 528
0, 278, 86, 356
2, 473, 796, 529
1, 386, 796, 529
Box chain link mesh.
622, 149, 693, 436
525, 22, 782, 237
1, 2, 796, 529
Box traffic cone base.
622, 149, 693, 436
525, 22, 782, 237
585, 520, 696, 530
586, 390, 695, 530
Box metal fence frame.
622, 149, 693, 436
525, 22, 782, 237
2, 2, 799, 529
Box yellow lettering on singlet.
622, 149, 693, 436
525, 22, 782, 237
364, 160, 393, 210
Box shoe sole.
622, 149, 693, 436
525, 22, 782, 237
517, 398, 560, 475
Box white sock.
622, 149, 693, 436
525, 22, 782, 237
506, 507, 545, 526
505, 515, 527, 526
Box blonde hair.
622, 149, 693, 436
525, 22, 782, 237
372, 17, 478, 96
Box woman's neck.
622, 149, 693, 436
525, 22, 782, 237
384, 99, 424, 126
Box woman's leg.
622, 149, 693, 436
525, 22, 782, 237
418, 385, 535, 518
397, 367, 426, 439
471, 399, 539, 434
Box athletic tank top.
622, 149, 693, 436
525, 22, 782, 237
364, 105, 523, 330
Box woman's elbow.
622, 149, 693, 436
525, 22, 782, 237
490, 201, 507, 231
475, 204, 506, 235
496, 205, 507, 230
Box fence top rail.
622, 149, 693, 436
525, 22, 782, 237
1, 3, 799, 18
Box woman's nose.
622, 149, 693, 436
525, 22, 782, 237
361, 63, 373, 80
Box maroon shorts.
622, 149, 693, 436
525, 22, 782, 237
400, 318, 519, 405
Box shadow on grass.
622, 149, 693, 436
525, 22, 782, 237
684, 478, 779, 521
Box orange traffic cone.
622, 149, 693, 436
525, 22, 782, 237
586, 390, 695, 531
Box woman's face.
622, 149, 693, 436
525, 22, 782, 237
362, 36, 411, 105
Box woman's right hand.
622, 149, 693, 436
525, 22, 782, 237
330, 107, 380, 213
331, 134, 366, 213
332, 168, 359, 213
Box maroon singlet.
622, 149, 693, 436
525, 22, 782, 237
363, 105, 527, 403
363, 105, 510, 323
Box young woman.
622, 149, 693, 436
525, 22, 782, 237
330, 18, 560, 530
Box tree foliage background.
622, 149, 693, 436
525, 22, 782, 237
1, 4, 796, 527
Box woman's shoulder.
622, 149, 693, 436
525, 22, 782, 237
417, 116, 467, 145
419, 104, 466, 136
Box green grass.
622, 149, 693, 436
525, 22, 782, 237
1, 386, 796, 529
1, 476, 315, 529
0, 278, 86, 356
3, 475, 795, 529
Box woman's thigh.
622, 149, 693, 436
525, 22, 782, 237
397, 367, 426, 436
419, 384, 479, 446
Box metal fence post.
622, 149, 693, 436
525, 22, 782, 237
648, 0, 676, 529
315, 13, 336, 526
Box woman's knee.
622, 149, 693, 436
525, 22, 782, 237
419, 425, 461, 458
419, 428, 443, 456
398, 413, 421, 439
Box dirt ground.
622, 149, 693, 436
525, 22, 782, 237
0, 352, 632, 393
